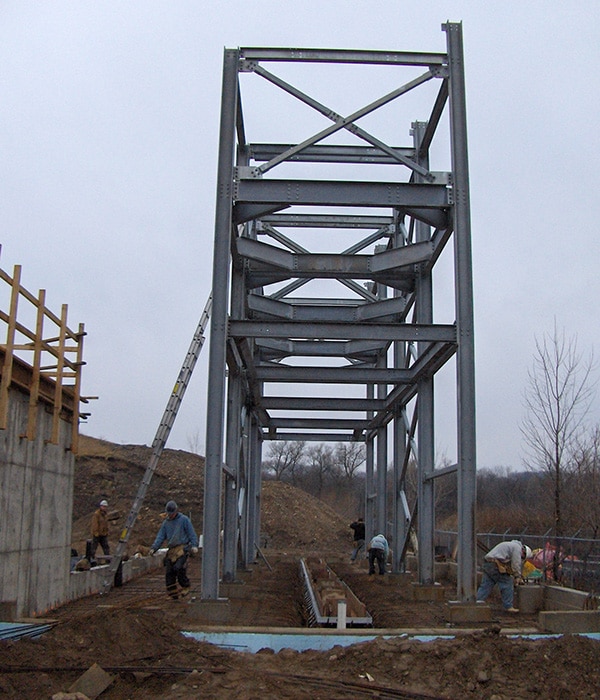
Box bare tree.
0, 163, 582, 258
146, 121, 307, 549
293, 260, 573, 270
305, 443, 336, 498
186, 429, 203, 455
262, 441, 306, 482
569, 426, 600, 540
521, 323, 596, 577
334, 442, 366, 480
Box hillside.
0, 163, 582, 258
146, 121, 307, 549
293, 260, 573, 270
72, 435, 351, 556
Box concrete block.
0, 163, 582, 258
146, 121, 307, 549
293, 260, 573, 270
544, 584, 591, 611
539, 610, 600, 634
186, 598, 231, 624
411, 583, 446, 602
446, 601, 493, 623
516, 585, 544, 614
68, 663, 114, 699
220, 581, 247, 598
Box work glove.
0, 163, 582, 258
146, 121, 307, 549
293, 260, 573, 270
190, 547, 199, 556
148, 548, 156, 556
515, 576, 524, 585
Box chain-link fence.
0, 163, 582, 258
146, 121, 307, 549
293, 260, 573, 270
436, 530, 600, 593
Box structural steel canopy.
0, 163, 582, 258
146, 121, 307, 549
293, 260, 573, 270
203, 24, 477, 604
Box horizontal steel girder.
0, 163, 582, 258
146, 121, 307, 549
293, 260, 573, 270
247, 295, 408, 323
267, 417, 372, 430
255, 365, 411, 384
233, 180, 450, 225
229, 320, 456, 342
260, 213, 394, 229
239, 47, 448, 66
262, 430, 365, 442
248, 143, 415, 165
260, 396, 386, 411
262, 431, 366, 442
255, 338, 386, 360
237, 237, 434, 276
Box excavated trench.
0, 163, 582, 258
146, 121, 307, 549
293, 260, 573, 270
300, 556, 372, 627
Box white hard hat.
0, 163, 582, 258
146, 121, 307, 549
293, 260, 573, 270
99, 499, 108, 507
523, 545, 532, 559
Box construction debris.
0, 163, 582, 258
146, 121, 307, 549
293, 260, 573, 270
67, 663, 113, 699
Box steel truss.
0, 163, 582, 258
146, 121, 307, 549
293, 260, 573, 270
203, 23, 476, 602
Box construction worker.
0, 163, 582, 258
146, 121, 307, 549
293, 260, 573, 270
476, 540, 533, 613
149, 500, 199, 599
90, 499, 110, 559
367, 533, 389, 575
349, 517, 366, 562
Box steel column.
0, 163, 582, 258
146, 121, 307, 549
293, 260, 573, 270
414, 120, 436, 585
444, 22, 477, 601
202, 49, 239, 600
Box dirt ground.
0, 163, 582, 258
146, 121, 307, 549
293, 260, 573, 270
1, 437, 600, 699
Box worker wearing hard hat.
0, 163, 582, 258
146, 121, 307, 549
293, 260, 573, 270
476, 540, 533, 613
90, 499, 110, 559
149, 501, 199, 599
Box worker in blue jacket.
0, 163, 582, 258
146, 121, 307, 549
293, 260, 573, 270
149, 500, 199, 599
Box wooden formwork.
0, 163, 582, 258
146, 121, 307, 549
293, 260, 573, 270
0, 262, 89, 453
301, 556, 372, 627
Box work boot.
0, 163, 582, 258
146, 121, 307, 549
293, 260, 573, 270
505, 607, 519, 613
180, 587, 191, 598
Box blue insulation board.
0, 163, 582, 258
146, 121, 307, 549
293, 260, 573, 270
0, 621, 53, 641
183, 631, 600, 654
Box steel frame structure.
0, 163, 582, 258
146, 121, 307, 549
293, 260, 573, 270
203, 23, 476, 602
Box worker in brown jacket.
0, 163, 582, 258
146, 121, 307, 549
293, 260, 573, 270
90, 499, 110, 558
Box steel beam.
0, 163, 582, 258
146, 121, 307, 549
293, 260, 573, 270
239, 47, 448, 66
229, 320, 456, 342
234, 180, 449, 222
261, 396, 386, 411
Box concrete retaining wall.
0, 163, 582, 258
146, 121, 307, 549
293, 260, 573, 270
68, 552, 164, 602
0, 389, 75, 618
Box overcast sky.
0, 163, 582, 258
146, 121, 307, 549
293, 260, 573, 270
1, 1, 599, 469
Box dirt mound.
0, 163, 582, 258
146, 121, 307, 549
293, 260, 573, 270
71, 435, 205, 555
2, 605, 600, 698
261, 480, 349, 551
72, 435, 353, 557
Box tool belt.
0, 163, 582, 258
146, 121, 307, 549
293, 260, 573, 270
489, 558, 513, 575
166, 544, 186, 563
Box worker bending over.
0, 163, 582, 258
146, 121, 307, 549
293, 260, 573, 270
149, 500, 199, 599
367, 533, 389, 575
476, 540, 532, 613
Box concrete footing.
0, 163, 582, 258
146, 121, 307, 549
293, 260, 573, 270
220, 582, 247, 598
446, 601, 493, 623
516, 585, 544, 614
411, 583, 446, 602
539, 610, 600, 634
186, 598, 231, 624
